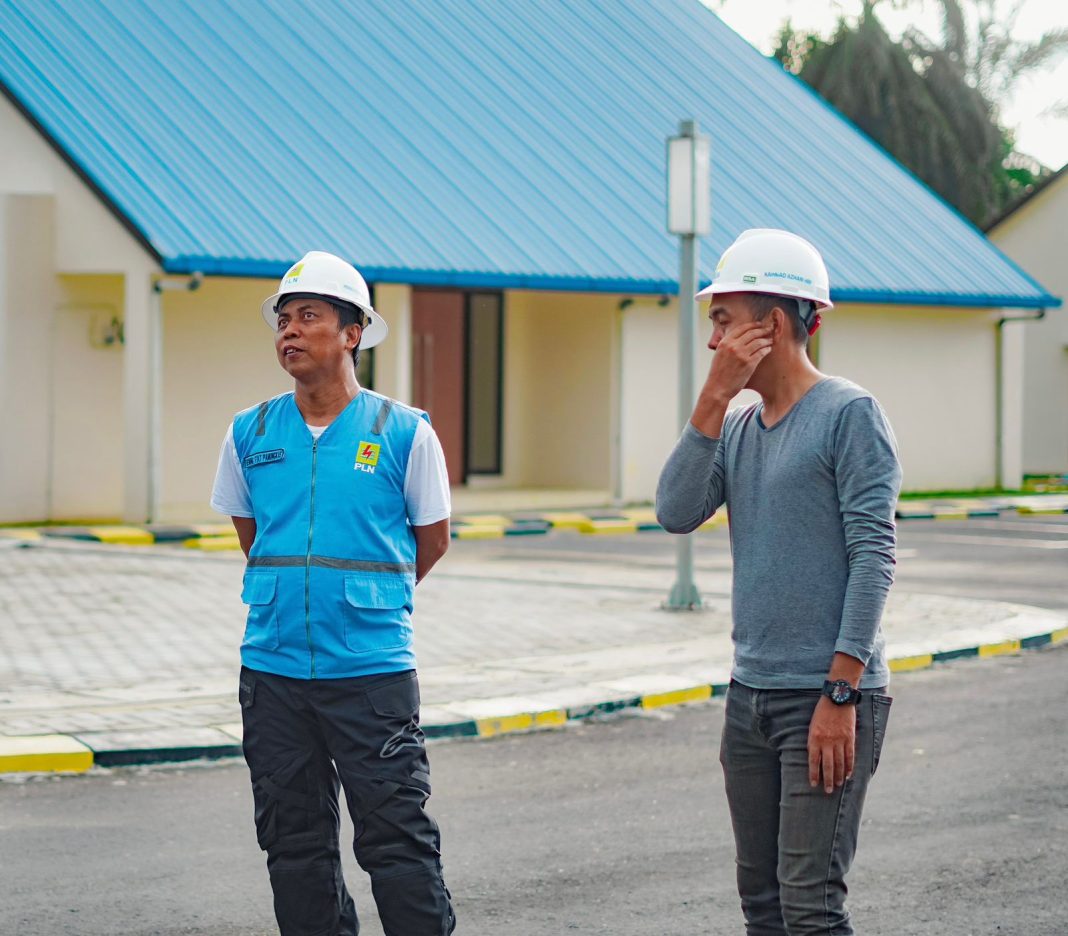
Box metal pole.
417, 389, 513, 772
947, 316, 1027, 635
665, 120, 703, 610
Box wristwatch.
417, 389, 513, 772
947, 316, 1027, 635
822, 679, 862, 705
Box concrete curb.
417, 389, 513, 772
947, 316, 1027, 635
4, 627, 1065, 775
4, 496, 1066, 549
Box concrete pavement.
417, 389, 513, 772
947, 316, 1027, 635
1, 533, 1065, 772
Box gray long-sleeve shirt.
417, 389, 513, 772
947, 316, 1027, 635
656, 377, 902, 689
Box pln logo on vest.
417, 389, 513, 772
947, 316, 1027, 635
355, 441, 381, 474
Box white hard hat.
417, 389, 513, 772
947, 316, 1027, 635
696, 229, 834, 310
261, 250, 389, 349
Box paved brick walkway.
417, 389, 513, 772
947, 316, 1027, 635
1, 537, 1064, 762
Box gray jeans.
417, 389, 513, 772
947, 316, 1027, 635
720, 681, 892, 936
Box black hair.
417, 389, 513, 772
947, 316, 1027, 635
745, 294, 809, 344
331, 300, 367, 369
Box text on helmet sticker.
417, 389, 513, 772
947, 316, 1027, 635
764, 271, 813, 285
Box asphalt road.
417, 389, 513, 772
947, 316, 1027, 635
1, 514, 1065, 936
2, 643, 1065, 936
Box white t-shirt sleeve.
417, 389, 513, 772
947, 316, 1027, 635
210, 423, 254, 518
404, 419, 452, 526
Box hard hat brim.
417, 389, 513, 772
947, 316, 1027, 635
260, 293, 389, 349
694, 281, 833, 310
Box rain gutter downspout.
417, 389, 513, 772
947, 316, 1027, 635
995, 307, 1045, 489
148, 272, 203, 521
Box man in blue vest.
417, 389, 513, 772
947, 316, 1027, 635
211, 250, 455, 936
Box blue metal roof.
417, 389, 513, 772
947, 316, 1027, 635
0, 0, 1058, 308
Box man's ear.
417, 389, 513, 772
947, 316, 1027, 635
771, 307, 786, 341
344, 322, 363, 352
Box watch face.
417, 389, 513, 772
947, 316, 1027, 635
828, 681, 853, 704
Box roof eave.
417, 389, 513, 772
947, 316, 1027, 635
163, 256, 1061, 309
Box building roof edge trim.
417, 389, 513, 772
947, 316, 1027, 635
162, 256, 1060, 308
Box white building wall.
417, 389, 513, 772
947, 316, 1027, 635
0, 195, 55, 522
619, 300, 678, 503
372, 283, 413, 404
819, 304, 999, 491
0, 94, 159, 522
50, 275, 126, 519
619, 299, 1003, 501
0, 94, 153, 276
988, 173, 1068, 475
159, 278, 288, 521
502, 291, 616, 491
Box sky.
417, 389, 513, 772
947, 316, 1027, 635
708, 0, 1068, 169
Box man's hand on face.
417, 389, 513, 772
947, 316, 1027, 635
690, 320, 773, 437
808, 698, 857, 795
706, 320, 774, 402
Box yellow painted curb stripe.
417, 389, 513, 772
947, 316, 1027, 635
455, 514, 512, 527
641, 685, 712, 709
978, 639, 1022, 658
540, 512, 592, 530
184, 535, 242, 551
932, 510, 968, 520
190, 523, 235, 537
0, 735, 93, 774
1016, 507, 1067, 515
620, 508, 659, 524
889, 654, 934, 673
0, 529, 42, 541
1050, 627, 1068, 644
454, 526, 505, 540
476, 709, 568, 737
88, 526, 155, 546
579, 519, 638, 535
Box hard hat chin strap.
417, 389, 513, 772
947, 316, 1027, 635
797, 299, 821, 336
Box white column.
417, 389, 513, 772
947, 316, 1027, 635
122, 269, 160, 522
0, 194, 55, 522
372, 283, 413, 403
999, 317, 1025, 490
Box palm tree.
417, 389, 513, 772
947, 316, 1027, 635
913, 0, 1068, 104
773, 0, 1066, 226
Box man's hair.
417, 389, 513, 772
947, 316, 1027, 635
745, 294, 808, 344
332, 301, 368, 369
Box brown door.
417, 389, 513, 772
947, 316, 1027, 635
411, 290, 465, 484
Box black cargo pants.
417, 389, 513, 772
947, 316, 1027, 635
239, 666, 455, 936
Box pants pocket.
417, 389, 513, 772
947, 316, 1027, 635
871, 693, 893, 776
367, 672, 420, 720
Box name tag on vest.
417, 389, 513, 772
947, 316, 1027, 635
244, 449, 285, 469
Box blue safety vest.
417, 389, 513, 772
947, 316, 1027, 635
232, 390, 429, 679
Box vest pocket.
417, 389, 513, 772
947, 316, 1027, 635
241, 572, 280, 650
342, 573, 412, 654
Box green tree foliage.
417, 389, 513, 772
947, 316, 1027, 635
773, 0, 1066, 227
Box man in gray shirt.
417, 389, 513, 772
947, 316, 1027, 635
657, 229, 901, 936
